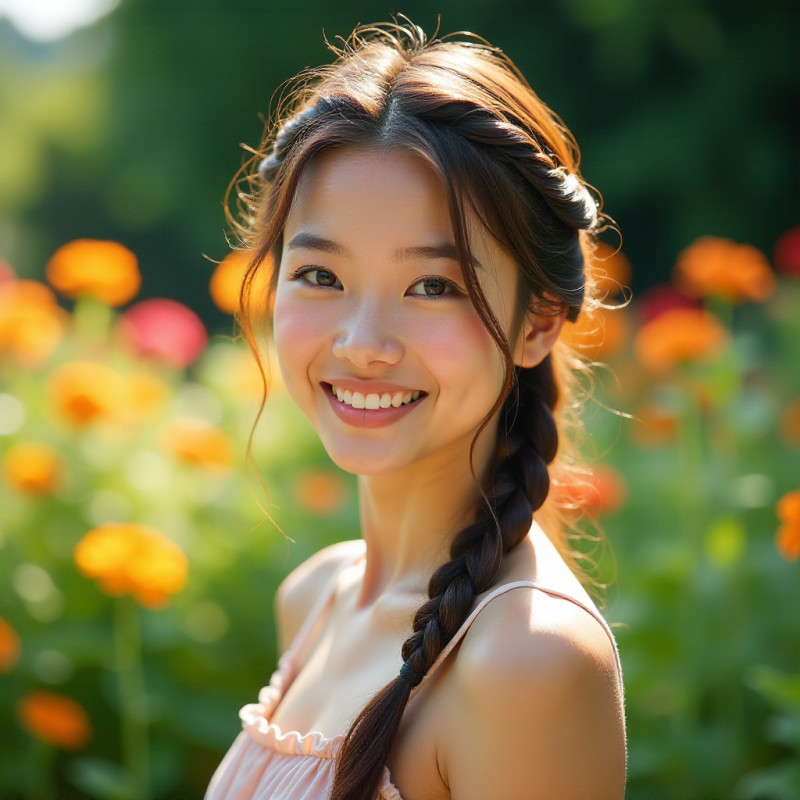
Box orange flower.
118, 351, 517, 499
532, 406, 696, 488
46, 239, 141, 306
48, 361, 127, 427
17, 690, 92, 750
2, 442, 61, 494
781, 399, 800, 446
293, 470, 349, 515
0, 616, 21, 672
161, 417, 234, 469
673, 236, 775, 303
210, 250, 273, 314
634, 307, 728, 371
776, 489, 800, 562
631, 404, 679, 446
0, 280, 67, 365
561, 306, 628, 360
589, 241, 632, 299
553, 465, 627, 517
74, 522, 188, 608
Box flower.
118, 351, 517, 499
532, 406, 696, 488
636, 283, 702, 323
631, 404, 679, 446
2, 442, 61, 494
126, 371, 170, 418
775, 489, 800, 561
46, 239, 141, 306
0, 280, 67, 366
17, 690, 92, 750
634, 308, 729, 371
773, 227, 800, 277
74, 522, 188, 608
48, 361, 127, 427
589, 241, 631, 299
553, 465, 628, 517
293, 470, 349, 515
560, 306, 628, 360
0, 616, 21, 672
210, 250, 273, 314
45, 239, 141, 305
781, 399, 800, 446
161, 417, 234, 470
0, 258, 16, 283
673, 236, 775, 303
116, 298, 208, 368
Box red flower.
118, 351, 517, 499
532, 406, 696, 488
636, 283, 701, 324
773, 227, 800, 277
116, 298, 207, 368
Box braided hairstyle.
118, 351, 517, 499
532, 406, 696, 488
232, 21, 607, 800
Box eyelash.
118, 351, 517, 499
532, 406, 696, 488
289, 266, 462, 298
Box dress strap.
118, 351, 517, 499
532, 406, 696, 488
409, 581, 624, 697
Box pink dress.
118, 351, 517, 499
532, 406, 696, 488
206, 554, 624, 800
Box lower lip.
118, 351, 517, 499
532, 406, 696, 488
323, 385, 425, 429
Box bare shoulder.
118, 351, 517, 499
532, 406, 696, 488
444, 588, 627, 800
274, 539, 364, 653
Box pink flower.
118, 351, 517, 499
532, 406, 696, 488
117, 298, 207, 368
0, 259, 15, 284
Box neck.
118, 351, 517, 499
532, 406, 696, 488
354, 420, 499, 606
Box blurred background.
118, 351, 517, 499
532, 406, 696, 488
0, 1, 798, 798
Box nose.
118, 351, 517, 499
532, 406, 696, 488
331, 301, 403, 368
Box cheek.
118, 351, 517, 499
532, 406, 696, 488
272, 295, 330, 385
418, 309, 505, 392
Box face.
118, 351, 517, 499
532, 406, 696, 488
272, 146, 523, 478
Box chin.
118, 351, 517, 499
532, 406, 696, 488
321, 440, 415, 478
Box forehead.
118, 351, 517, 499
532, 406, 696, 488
284, 146, 515, 275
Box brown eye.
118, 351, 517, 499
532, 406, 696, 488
408, 277, 453, 297
293, 266, 342, 288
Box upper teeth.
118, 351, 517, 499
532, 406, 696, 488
331, 386, 421, 409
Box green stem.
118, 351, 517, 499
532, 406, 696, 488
72, 295, 114, 344
114, 596, 149, 800
25, 739, 55, 800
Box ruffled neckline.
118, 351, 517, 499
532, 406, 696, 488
239, 651, 404, 800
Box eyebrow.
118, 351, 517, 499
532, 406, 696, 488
285, 232, 482, 269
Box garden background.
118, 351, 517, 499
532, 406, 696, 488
1, 1, 798, 798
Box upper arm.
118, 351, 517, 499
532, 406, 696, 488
444, 593, 626, 800
274, 539, 363, 653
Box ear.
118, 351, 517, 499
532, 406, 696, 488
513, 308, 566, 369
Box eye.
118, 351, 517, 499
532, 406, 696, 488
291, 266, 342, 289
407, 276, 459, 298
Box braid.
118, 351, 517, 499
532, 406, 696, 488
330, 359, 560, 800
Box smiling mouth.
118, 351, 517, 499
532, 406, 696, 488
325, 383, 426, 410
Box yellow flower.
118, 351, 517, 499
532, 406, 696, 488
209, 250, 273, 314
74, 522, 188, 608
634, 308, 729, 372
161, 417, 235, 470
46, 239, 141, 306
48, 361, 127, 428
126, 371, 171, 419
0, 280, 67, 366
2, 442, 61, 494
17, 690, 92, 750
0, 616, 21, 672
673, 236, 775, 304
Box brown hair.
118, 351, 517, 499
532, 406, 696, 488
230, 20, 609, 799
